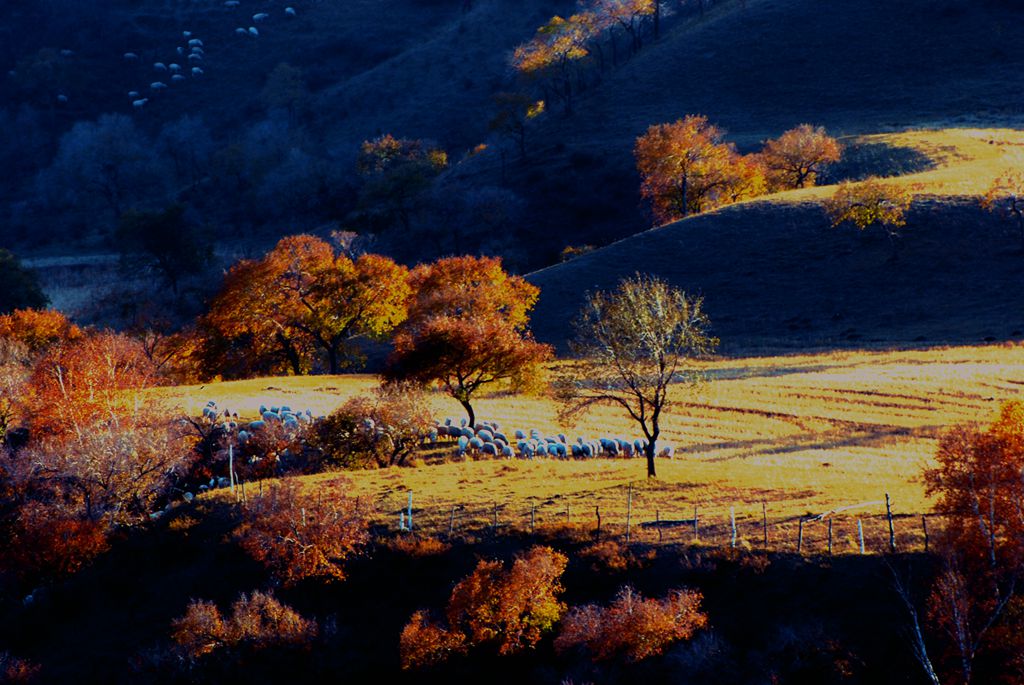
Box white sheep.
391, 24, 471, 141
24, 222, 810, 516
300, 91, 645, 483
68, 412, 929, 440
153, 62, 167, 71
171, 74, 186, 82
56, 94, 68, 103
191, 46, 204, 54
169, 63, 181, 72
182, 31, 192, 38
150, 81, 167, 90
188, 38, 204, 47
285, 7, 297, 16
187, 53, 202, 62
190, 66, 203, 76
128, 90, 140, 98
248, 26, 259, 36
235, 27, 248, 35
177, 46, 185, 55
60, 49, 74, 57
253, 12, 270, 21
123, 52, 139, 61
225, 0, 241, 5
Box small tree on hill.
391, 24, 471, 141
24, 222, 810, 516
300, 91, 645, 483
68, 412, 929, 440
635, 115, 765, 223
489, 92, 545, 160
760, 124, 842, 190
824, 177, 913, 257
555, 273, 716, 478
116, 205, 212, 295
511, 14, 597, 114
385, 256, 552, 428
982, 168, 1024, 251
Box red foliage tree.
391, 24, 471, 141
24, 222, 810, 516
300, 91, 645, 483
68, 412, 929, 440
0, 308, 82, 354
386, 256, 552, 427
235, 477, 369, 586
760, 124, 842, 190
555, 585, 708, 662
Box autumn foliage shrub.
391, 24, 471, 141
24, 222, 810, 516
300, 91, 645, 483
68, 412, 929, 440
399, 546, 568, 669
3, 500, 110, 582
172, 591, 317, 662
555, 585, 708, 662
235, 477, 369, 586
0, 308, 81, 354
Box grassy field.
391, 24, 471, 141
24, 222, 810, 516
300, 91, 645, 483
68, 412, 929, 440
161, 342, 1024, 554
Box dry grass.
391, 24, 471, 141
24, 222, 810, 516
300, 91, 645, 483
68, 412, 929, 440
178, 342, 1024, 554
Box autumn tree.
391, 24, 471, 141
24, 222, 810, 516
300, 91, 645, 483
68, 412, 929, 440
353, 134, 448, 235
556, 274, 716, 478
489, 92, 545, 160
200, 235, 410, 377
235, 477, 369, 586
635, 115, 765, 223
512, 14, 597, 114
590, 0, 655, 56
116, 205, 212, 294
760, 124, 842, 190
0, 308, 81, 354
312, 382, 433, 469
399, 546, 567, 668
982, 168, 1024, 251
555, 585, 708, 662
824, 177, 914, 256
0, 339, 30, 444
385, 256, 552, 428
0, 250, 47, 314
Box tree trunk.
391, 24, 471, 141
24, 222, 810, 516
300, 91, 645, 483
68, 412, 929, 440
645, 438, 657, 478
327, 344, 339, 374
459, 399, 476, 430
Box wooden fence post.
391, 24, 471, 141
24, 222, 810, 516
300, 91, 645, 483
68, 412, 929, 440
885, 493, 896, 553
797, 517, 804, 554
595, 505, 601, 539
730, 506, 737, 548
828, 518, 833, 556
408, 491, 414, 532
762, 501, 768, 548
625, 482, 633, 544
922, 515, 929, 553
693, 505, 699, 542
858, 519, 865, 554
656, 510, 663, 543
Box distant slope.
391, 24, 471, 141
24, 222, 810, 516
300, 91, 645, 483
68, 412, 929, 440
528, 129, 1024, 352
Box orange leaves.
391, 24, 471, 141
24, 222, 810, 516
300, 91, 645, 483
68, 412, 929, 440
235, 477, 369, 587
0, 308, 81, 354
172, 591, 317, 662
823, 177, 913, 235
399, 546, 567, 668
200, 235, 410, 376
555, 585, 708, 662
760, 124, 842, 190
3, 500, 110, 582
635, 115, 765, 223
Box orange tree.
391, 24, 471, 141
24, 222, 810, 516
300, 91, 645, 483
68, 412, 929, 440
385, 256, 552, 428
512, 14, 597, 114
0, 308, 82, 354
760, 124, 842, 190
635, 115, 765, 223
200, 235, 410, 377
824, 177, 913, 257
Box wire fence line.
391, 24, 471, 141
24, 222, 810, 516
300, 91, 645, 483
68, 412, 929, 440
356, 486, 940, 556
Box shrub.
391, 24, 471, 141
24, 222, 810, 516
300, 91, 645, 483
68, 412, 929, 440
0, 651, 40, 683
312, 382, 433, 469
3, 500, 110, 582
235, 477, 369, 586
556, 585, 708, 662
172, 591, 317, 662
399, 545, 568, 668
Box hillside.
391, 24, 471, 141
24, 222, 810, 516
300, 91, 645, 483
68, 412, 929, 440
528, 128, 1024, 351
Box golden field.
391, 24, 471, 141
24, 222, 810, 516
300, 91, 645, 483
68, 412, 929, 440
156, 342, 1024, 554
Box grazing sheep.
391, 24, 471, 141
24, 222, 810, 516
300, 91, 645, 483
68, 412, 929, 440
154, 62, 167, 71
190, 46, 204, 55
571, 444, 582, 457
128, 90, 140, 98
187, 53, 202, 62
253, 12, 270, 21
177, 46, 185, 55
461, 427, 475, 439
56, 94, 68, 103
469, 437, 484, 451
248, 26, 259, 36
150, 81, 167, 90
481, 442, 497, 456
477, 429, 494, 442
514, 429, 525, 440
183, 31, 192, 38
285, 6, 297, 16
536, 443, 548, 456
217, 477, 230, 488
457, 436, 469, 451
248, 420, 266, 430
225, 0, 240, 6
501, 444, 514, 458
580, 443, 593, 457
660, 445, 674, 459
60, 49, 74, 57
169, 63, 181, 72
235, 27, 249, 35
123, 52, 139, 61
183, 492, 195, 502
188, 39, 203, 47
171, 74, 186, 82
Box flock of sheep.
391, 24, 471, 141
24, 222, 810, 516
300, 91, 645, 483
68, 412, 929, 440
431, 417, 675, 461
120, 3, 299, 112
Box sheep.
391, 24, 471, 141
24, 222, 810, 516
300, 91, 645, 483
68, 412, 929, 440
56, 94, 68, 103
225, 0, 241, 5
514, 429, 526, 440
171, 74, 186, 83
183, 491, 195, 503
444, 418, 453, 426
248, 26, 259, 36
248, 420, 266, 431
572, 444, 582, 457
460, 418, 468, 428
60, 49, 74, 57
150, 81, 167, 90
187, 53, 202, 62
253, 12, 270, 21
217, 477, 230, 488
177, 46, 185, 55
457, 435, 469, 451
285, 6, 297, 16
235, 27, 248, 35
190, 46, 204, 56
261, 411, 280, 423
154, 62, 167, 71
169, 63, 181, 73
660, 445, 674, 459
494, 431, 508, 444
469, 437, 484, 451
461, 427, 475, 439
259, 404, 267, 414
481, 442, 497, 457
183, 31, 192, 39
188, 38, 204, 47
501, 444, 514, 458
477, 429, 494, 442
536, 443, 548, 456
558, 433, 567, 443
238, 429, 250, 443
123, 52, 139, 61
128, 90, 140, 98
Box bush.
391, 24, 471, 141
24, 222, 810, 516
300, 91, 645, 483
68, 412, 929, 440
311, 382, 433, 469
4, 500, 110, 582
172, 591, 317, 662
399, 545, 568, 668
235, 477, 369, 586
556, 585, 708, 662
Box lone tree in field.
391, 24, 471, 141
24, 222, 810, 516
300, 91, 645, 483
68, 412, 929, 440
385, 256, 552, 428
982, 168, 1024, 251
556, 274, 716, 478
760, 124, 842, 190
635, 115, 765, 224
824, 177, 913, 257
